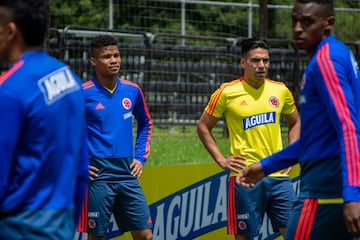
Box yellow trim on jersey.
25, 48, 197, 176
318, 198, 344, 204
205, 77, 296, 177
104, 82, 117, 94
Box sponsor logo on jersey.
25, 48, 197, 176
38, 66, 80, 105
243, 112, 276, 130
122, 98, 132, 110
268, 96, 279, 108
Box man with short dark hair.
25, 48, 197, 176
197, 37, 300, 240
237, 0, 360, 239
78, 35, 153, 240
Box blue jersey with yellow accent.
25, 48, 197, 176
205, 77, 297, 177
82, 77, 152, 176
0, 50, 88, 217
261, 36, 360, 202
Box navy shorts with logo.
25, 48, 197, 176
228, 176, 296, 237
87, 179, 153, 236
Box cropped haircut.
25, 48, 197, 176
90, 35, 118, 57
296, 0, 334, 17
296, 0, 333, 4
0, 0, 49, 47
241, 38, 269, 57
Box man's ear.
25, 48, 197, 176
7, 22, 17, 42
90, 56, 96, 66
325, 16, 335, 33
240, 57, 246, 68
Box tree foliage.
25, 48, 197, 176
49, 0, 360, 42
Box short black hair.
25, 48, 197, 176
295, 0, 334, 17
241, 38, 269, 57
90, 35, 118, 57
0, 0, 49, 47
296, 0, 333, 4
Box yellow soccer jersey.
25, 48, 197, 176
205, 77, 296, 177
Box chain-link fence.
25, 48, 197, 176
50, 0, 360, 41
44, 1, 360, 127
48, 25, 314, 126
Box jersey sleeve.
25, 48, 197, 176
205, 85, 227, 118
282, 86, 297, 115
132, 85, 152, 165
261, 140, 300, 175
0, 90, 24, 203
315, 46, 360, 202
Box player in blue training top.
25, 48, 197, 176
237, 0, 360, 239
0, 1, 89, 239
78, 35, 153, 240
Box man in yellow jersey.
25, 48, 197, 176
197, 38, 300, 240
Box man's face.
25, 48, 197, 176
90, 45, 121, 78
241, 47, 269, 84
292, 2, 332, 53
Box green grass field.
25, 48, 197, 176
146, 125, 229, 166
146, 126, 287, 166
146, 125, 289, 166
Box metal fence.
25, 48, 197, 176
50, 1, 360, 42
45, 0, 360, 127
46, 26, 314, 126
0, 23, 350, 127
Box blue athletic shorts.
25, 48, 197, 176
0, 208, 75, 239
228, 176, 296, 237
87, 179, 152, 236
285, 197, 353, 240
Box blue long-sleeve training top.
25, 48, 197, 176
261, 36, 360, 202
82, 77, 152, 178
0, 50, 89, 218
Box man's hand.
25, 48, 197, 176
280, 166, 292, 175
235, 162, 265, 188
343, 202, 360, 238
88, 165, 99, 180
130, 159, 144, 178
217, 155, 246, 173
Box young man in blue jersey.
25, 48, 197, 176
237, 0, 360, 239
197, 38, 300, 240
0, 0, 88, 239
78, 35, 153, 240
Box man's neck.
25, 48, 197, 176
97, 76, 117, 90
